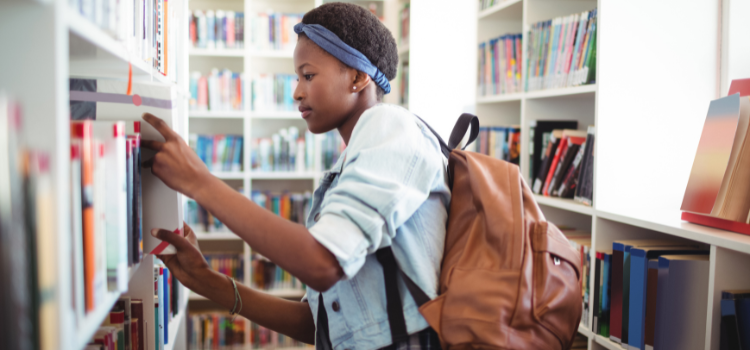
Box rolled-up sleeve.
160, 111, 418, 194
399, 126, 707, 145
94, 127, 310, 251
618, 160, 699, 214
308, 106, 443, 279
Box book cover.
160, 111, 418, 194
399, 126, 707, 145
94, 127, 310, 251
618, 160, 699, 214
131, 299, 145, 350
550, 133, 586, 196
530, 120, 578, 183
71, 121, 97, 312
728, 78, 750, 96
592, 254, 601, 333
533, 129, 562, 194
558, 139, 587, 198
628, 247, 708, 350
681, 94, 741, 215
70, 143, 86, 323
643, 260, 659, 350
543, 129, 575, 195
574, 126, 595, 205
720, 296, 742, 350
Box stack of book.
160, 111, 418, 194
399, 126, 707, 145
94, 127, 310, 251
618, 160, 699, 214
204, 254, 244, 284
478, 34, 523, 96
251, 191, 313, 225
399, 3, 410, 47
251, 323, 310, 349
68, 0, 177, 76
525, 9, 597, 92
189, 10, 245, 49
530, 122, 595, 205
252, 254, 306, 292
188, 313, 246, 350
465, 126, 521, 165
188, 134, 244, 172
248, 12, 304, 52
251, 127, 314, 173
681, 81, 750, 235
592, 240, 710, 350
251, 73, 298, 112
189, 69, 245, 111
322, 130, 345, 171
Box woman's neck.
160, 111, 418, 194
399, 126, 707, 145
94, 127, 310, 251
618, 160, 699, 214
337, 87, 380, 145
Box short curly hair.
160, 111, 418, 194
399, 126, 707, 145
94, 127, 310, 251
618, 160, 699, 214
300, 2, 398, 99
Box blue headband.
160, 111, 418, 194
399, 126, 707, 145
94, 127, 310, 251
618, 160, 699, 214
294, 23, 391, 94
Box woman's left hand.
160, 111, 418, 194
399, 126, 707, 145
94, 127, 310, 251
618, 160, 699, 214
141, 113, 213, 199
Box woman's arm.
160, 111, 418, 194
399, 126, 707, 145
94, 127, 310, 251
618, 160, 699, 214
154, 224, 316, 344
141, 113, 343, 291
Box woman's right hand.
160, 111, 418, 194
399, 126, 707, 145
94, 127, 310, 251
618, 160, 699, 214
153, 222, 212, 292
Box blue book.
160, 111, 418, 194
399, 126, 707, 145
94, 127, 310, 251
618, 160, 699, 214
233, 137, 243, 172
163, 268, 170, 344
627, 246, 707, 350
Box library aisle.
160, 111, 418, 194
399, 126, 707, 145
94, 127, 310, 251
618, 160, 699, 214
1, 0, 750, 349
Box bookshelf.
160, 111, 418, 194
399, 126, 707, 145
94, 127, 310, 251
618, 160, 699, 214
1, 0, 191, 348
476, 0, 747, 349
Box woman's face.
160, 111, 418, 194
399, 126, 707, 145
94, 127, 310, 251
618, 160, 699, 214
293, 37, 359, 134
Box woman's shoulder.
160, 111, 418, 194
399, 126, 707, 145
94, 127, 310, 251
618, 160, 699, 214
353, 104, 422, 140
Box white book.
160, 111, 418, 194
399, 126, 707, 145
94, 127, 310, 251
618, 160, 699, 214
92, 139, 107, 303
93, 121, 129, 292
196, 10, 207, 49
206, 10, 216, 49
69, 140, 86, 324
81, 80, 182, 255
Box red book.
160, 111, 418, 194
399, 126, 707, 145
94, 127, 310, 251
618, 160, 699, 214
543, 134, 569, 196
72, 121, 96, 312
728, 78, 750, 96
131, 299, 145, 350
681, 211, 750, 236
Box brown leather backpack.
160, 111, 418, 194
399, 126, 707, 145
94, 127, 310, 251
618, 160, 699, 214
376, 114, 583, 349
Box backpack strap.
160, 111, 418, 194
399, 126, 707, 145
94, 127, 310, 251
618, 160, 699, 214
415, 114, 480, 158
376, 247, 432, 345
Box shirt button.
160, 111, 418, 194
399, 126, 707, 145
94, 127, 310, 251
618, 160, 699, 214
314, 213, 321, 222
332, 301, 340, 312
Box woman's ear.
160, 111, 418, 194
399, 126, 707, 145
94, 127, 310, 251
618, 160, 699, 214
352, 70, 372, 93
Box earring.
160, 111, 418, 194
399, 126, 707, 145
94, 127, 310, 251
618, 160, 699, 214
353, 86, 357, 90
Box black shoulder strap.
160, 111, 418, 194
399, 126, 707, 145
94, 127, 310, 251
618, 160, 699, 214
415, 114, 480, 158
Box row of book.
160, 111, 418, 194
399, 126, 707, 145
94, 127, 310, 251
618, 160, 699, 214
189, 10, 245, 50
466, 126, 521, 165
188, 313, 246, 350
478, 34, 523, 96
84, 266, 182, 350
530, 121, 595, 205
252, 256, 306, 292
589, 239, 714, 350
189, 69, 245, 111
250, 191, 313, 226
68, 0, 176, 76
248, 13, 304, 52
189, 134, 244, 172
399, 3, 410, 47
251, 73, 299, 112
205, 254, 245, 284
251, 323, 309, 348
250, 127, 314, 172
525, 9, 597, 91
70, 120, 145, 316
0, 95, 55, 349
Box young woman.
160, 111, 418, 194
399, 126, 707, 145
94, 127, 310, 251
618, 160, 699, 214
142, 3, 449, 349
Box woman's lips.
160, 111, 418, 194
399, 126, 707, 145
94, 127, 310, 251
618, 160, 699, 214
299, 106, 312, 119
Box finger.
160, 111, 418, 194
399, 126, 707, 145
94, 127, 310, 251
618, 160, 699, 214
151, 228, 193, 252
141, 140, 165, 151
141, 156, 155, 169
142, 113, 177, 141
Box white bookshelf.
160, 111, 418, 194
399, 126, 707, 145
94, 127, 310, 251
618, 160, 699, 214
0, 0, 192, 348
476, 0, 749, 349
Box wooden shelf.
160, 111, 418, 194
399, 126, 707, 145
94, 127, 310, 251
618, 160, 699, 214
250, 111, 301, 120
194, 232, 241, 240
189, 110, 245, 119
534, 195, 594, 216
189, 48, 245, 57
524, 84, 596, 100
478, 0, 523, 21
596, 210, 750, 255
250, 172, 318, 180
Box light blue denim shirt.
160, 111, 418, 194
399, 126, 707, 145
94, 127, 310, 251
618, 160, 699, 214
304, 104, 450, 350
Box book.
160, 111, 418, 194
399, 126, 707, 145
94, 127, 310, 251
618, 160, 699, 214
92, 121, 129, 293
250, 191, 313, 225
721, 290, 750, 350
131, 299, 145, 350
729, 78, 750, 96
190, 134, 243, 172
543, 129, 581, 195
565, 234, 591, 327
249, 12, 303, 51
71, 121, 98, 312
529, 120, 578, 183
251, 73, 299, 112
652, 255, 710, 350
557, 139, 587, 198
643, 260, 659, 350
70, 142, 86, 323
533, 129, 563, 193
478, 34, 523, 96
188, 313, 247, 348
574, 126, 595, 205
628, 246, 708, 350
549, 131, 587, 196
681, 94, 750, 222
188, 69, 244, 111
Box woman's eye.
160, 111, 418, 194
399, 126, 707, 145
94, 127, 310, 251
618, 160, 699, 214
304, 74, 314, 81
